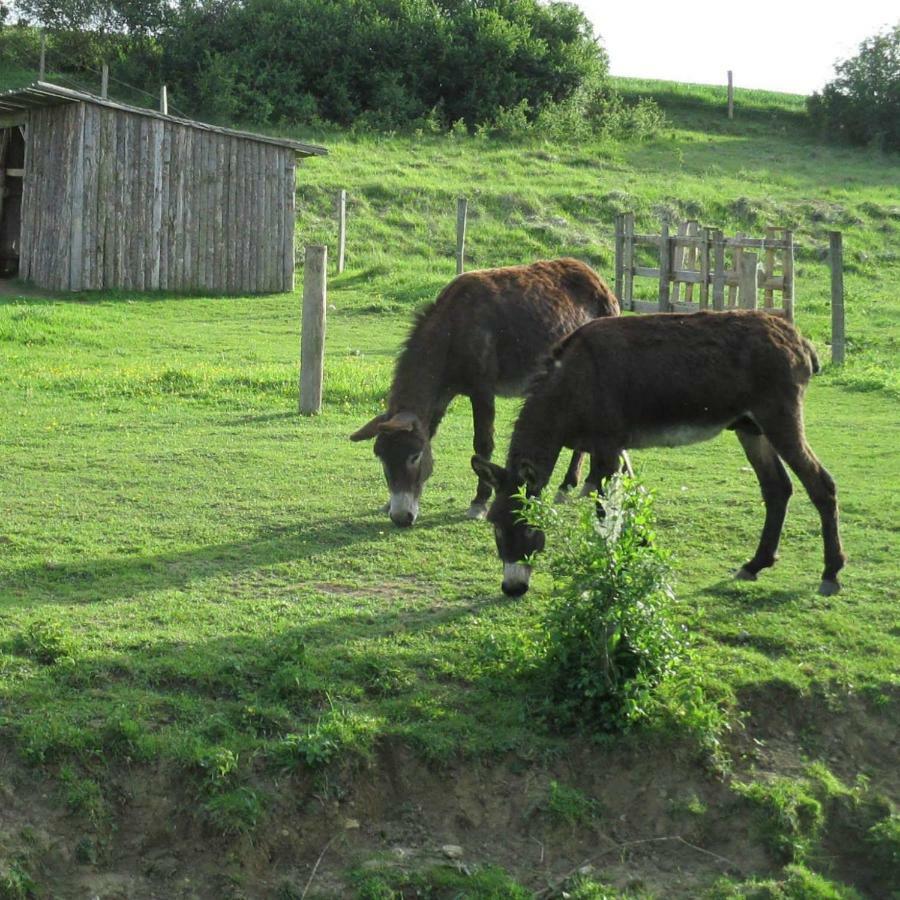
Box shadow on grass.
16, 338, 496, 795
0, 510, 470, 608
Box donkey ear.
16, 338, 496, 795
350, 412, 390, 441
471, 455, 506, 490
377, 411, 421, 434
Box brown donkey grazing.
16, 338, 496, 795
473, 310, 845, 597
351, 258, 619, 526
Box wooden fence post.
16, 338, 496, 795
39, 33, 46, 80
782, 229, 795, 322
829, 232, 845, 365
657, 223, 670, 312
614, 213, 624, 300
623, 213, 635, 310
456, 197, 468, 275
739, 252, 758, 309
299, 245, 327, 415
101, 64, 109, 99
727, 70, 734, 119
336, 189, 346, 274
160, 85, 168, 115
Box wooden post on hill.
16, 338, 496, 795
337, 190, 347, 273
160, 85, 168, 115
456, 197, 468, 275
829, 232, 846, 365
727, 71, 734, 119
299, 245, 327, 415
39, 33, 46, 80
101, 64, 109, 100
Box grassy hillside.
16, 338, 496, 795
0, 79, 897, 898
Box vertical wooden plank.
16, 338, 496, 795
684, 221, 698, 303
94, 107, 108, 289
18, 114, 33, 281
739, 252, 758, 309
236, 139, 247, 292
214, 134, 226, 293
159, 121, 171, 289
197, 131, 210, 291
299, 244, 327, 414
160, 84, 168, 115
248, 140, 259, 291
150, 117, 164, 290
183, 126, 195, 290
712, 229, 726, 311
657, 223, 670, 312
671, 221, 687, 304
763, 227, 775, 309
623, 213, 634, 310
782, 229, 795, 322
727, 70, 734, 119
225, 136, 237, 293
829, 232, 845, 364
39, 34, 46, 80
614, 213, 624, 300
272, 147, 284, 293
284, 154, 296, 292
699, 227, 711, 309
102, 109, 118, 289
456, 197, 467, 275
337, 188, 346, 274
260, 143, 271, 291
136, 114, 150, 291
116, 111, 129, 289
69, 103, 86, 291
83, 103, 98, 290
728, 235, 744, 308
101, 64, 109, 99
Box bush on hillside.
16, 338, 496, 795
808, 23, 900, 151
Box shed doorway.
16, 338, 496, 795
0, 126, 25, 278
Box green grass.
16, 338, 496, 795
0, 76, 897, 895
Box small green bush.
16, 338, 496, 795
520, 476, 687, 733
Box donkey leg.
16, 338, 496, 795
734, 430, 793, 581
760, 413, 846, 595
467, 393, 496, 519
555, 451, 585, 503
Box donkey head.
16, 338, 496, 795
471, 455, 545, 597
351, 411, 434, 527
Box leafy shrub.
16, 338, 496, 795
519, 476, 687, 733
808, 24, 900, 151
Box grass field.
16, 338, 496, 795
0, 80, 898, 898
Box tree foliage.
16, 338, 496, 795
808, 23, 900, 151
8, 0, 609, 128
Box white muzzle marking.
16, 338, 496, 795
502, 562, 532, 590
389, 492, 419, 523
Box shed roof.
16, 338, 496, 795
0, 81, 327, 157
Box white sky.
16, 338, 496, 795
576, 1, 898, 95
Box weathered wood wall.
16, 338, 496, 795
19, 102, 296, 293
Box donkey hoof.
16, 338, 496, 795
579, 482, 599, 498
466, 503, 488, 520
554, 489, 571, 504
734, 567, 758, 582
818, 578, 841, 596
380, 501, 391, 514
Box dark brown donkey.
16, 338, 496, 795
351, 258, 619, 526
473, 310, 845, 597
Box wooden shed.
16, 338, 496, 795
0, 81, 326, 294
